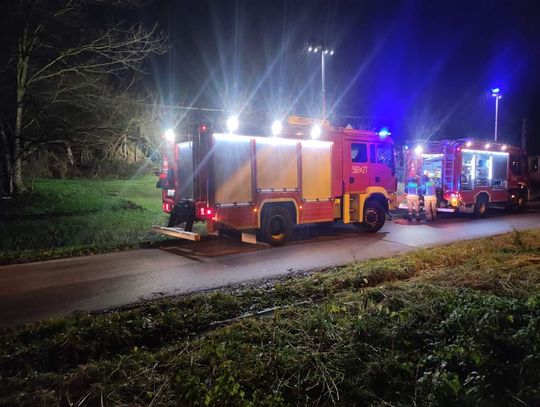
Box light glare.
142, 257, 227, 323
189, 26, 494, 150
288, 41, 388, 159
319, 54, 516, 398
414, 145, 423, 155
164, 129, 175, 142
311, 124, 322, 139
378, 128, 391, 138
271, 120, 282, 137
227, 115, 239, 133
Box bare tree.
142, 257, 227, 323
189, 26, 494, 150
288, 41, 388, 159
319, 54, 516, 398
0, 0, 167, 194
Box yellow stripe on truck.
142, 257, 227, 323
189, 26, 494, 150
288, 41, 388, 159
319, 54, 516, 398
343, 193, 350, 223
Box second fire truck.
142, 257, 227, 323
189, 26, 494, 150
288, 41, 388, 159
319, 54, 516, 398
400, 139, 529, 216
156, 116, 397, 245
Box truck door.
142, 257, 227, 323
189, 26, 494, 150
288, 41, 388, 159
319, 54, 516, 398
345, 140, 370, 193
370, 143, 395, 191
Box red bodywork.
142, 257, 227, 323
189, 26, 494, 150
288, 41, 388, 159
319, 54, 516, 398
159, 119, 397, 233
402, 139, 529, 211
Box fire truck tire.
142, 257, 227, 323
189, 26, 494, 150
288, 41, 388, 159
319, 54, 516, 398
515, 189, 528, 211
260, 206, 293, 246
360, 201, 385, 233
474, 195, 488, 217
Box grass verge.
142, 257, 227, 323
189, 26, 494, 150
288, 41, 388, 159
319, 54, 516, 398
0, 229, 539, 406
0, 176, 170, 264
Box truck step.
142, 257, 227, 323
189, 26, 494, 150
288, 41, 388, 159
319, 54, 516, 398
152, 226, 201, 241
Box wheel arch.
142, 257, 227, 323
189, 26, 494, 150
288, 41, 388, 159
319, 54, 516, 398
474, 191, 490, 203
365, 192, 389, 213
258, 199, 298, 228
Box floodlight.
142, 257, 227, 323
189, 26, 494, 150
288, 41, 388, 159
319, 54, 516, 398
226, 115, 239, 133
164, 129, 175, 142
414, 145, 423, 155
271, 120, 282, 137
311, 124, 322, 139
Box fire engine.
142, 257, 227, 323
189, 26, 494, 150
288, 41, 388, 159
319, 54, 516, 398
155, 116, 397, 245
399, 139, 529, 216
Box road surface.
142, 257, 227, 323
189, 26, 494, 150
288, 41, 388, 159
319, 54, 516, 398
1, 210, 539, 327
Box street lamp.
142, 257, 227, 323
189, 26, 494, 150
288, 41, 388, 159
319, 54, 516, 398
306, 44, 334, 119
491, 88, 502, 141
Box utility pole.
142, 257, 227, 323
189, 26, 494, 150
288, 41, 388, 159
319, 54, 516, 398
491, 88, 502, 141
306, 44, 334, 119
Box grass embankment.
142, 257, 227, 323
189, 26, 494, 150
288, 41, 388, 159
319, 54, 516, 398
1, 230, 539, 406
0, 175, 169, 263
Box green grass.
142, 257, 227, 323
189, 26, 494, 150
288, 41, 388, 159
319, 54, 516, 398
0, 176, 169, 263
0, 230, 539, 406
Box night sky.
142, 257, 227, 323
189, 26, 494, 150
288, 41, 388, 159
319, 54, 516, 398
140, 0, 540, 152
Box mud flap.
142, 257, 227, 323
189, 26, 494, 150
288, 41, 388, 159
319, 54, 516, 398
168, 201, 196, 230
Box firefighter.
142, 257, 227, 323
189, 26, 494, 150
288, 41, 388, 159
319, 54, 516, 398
404, 175, 420, 221
421, 174, 437, 221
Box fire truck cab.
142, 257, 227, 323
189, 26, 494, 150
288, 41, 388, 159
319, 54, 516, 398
400, 139, 529, 216
157, 116, 397, 245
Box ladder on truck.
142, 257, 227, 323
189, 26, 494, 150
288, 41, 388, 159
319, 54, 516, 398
443, 146, 455, 191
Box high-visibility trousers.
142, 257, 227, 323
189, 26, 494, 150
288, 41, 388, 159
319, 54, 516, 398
424, 196, 437, 220
406, 195, 420, 217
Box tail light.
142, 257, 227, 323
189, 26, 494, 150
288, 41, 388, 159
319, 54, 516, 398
443, 191, 461, 207
162, 202, 173, 213
198, 206, 214, 219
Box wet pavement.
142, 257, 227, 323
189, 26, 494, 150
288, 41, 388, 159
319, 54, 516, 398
1, 209, 540, 327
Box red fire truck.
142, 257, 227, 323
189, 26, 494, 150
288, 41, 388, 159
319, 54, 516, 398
155, 116, 397, 245
399, 139, 529, 216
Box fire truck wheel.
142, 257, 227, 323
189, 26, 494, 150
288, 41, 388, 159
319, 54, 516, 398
474, 195, 488, 217
360, 201, 385, 233
516, 190, 528, 211
261, 206, 293, 246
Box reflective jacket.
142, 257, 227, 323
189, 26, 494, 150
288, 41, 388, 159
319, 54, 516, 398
405, 179, 419, 196
421, 180, 436, 197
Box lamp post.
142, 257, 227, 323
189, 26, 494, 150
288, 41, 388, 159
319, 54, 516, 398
307, 44, 333, 119
491, 87, 502, 141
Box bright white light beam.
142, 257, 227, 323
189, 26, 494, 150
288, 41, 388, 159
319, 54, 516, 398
227, 115, 239, 133
164, 129, 175, 142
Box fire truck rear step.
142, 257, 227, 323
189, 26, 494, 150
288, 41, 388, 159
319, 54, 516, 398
152, 226, 201, 241
436, 207, 456, 212
398, 202, 456, 212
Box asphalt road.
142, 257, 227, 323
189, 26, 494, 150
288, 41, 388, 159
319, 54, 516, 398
1, 209, 540, 327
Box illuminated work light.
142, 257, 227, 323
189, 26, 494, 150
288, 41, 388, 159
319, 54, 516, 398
271, 120, 283, 137
311, 124, 322, 139
164, 129, 175, 142
226, 115, 239, 133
